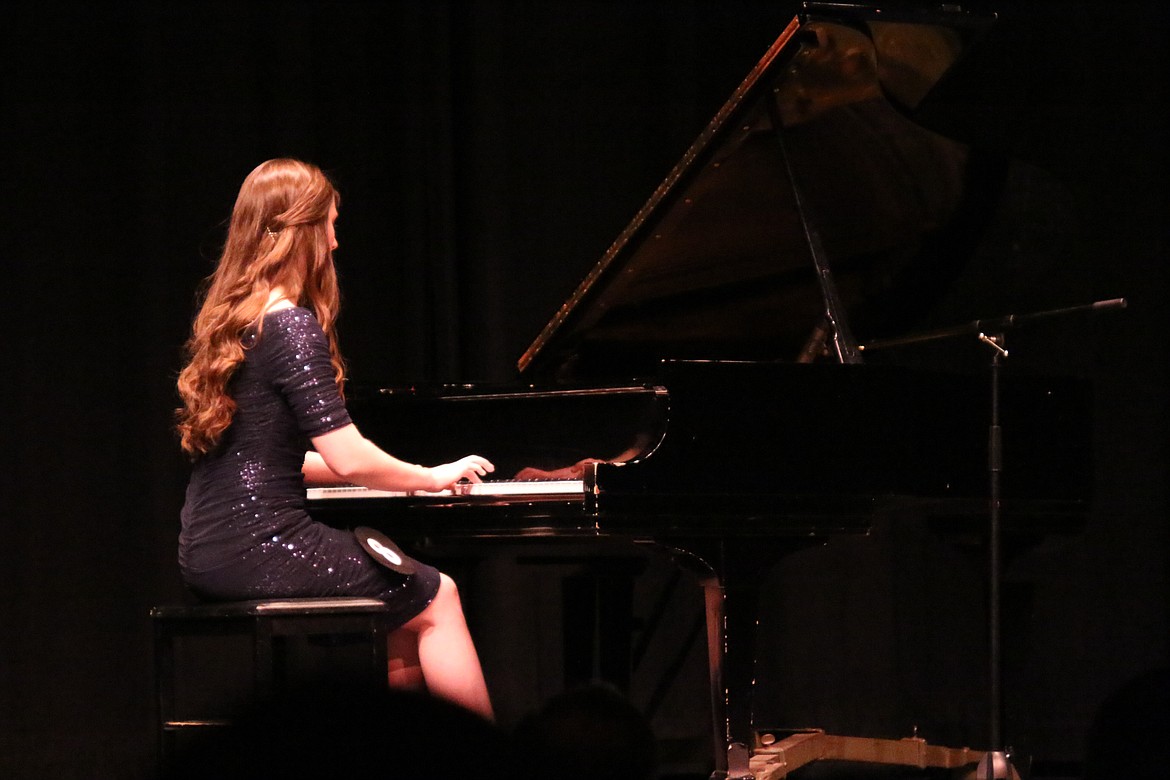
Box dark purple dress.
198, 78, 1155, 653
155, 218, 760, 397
179, 306, 439, 627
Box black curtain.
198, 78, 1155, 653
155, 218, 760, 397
1, 1, 1166, 777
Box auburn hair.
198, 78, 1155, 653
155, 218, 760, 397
177, 158, 345, 457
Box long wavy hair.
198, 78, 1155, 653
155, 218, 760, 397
177, 158, 345, 457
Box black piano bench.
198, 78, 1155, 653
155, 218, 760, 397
150, 597, 394, 768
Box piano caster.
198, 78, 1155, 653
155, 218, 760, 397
975, 750, 1021, 780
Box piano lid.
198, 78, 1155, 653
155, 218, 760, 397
518, 2, 997, 381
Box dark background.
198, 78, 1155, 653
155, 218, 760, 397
1, 1, 1165, 777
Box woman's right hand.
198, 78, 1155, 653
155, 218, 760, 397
429, 455, 495, 491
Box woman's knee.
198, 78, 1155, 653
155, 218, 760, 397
433, 572, 463, 610
406, 572, 462, 629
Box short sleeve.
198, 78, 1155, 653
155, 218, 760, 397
265, 308, 352, 438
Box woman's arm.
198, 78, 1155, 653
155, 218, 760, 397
309, 423, 493, 492
302, 450, 350, 486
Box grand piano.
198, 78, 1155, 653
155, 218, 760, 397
310, 3, 1092, 777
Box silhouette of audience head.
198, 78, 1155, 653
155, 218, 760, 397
513, 683, 657, 780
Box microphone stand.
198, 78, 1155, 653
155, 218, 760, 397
978, 330, 1012, 780
859, 297, 1126, 780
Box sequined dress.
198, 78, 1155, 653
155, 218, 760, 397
179, 307, 439, 625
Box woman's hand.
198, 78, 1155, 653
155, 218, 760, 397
313, 425, 494, 493
429, 455, 495, 491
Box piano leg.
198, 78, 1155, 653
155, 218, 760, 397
700, 573, 729, 776
671, 542, 762, 780
705, 574, 764, 778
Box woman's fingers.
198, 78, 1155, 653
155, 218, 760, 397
459, 455, 494, 482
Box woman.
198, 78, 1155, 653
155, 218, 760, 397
176, 158, 494, 719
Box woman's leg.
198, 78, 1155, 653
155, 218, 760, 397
387, 628, 425, 691
397, 572, 494, 720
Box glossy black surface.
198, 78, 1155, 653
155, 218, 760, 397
318, 359, 1090, 542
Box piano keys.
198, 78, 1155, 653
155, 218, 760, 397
307, 479, 587, 502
